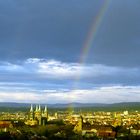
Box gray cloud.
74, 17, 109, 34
0, 0, 139, 67
0, 58, 139, 88
0, 86, 139, 103
0, 0, 140, 103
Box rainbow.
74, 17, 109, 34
79, 0, 111, 64
72, 0, 111, 91
68, 0, 111, 112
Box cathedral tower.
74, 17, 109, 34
29, 104, 34, 120
34, 105, 42, 125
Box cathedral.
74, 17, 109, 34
25, 104, 48, 126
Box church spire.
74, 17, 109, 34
30, 104, 33, 112
44, 105, 47, 112
30, 104, 34, 120
35, 105, 38, 112
38, 104, 41, 111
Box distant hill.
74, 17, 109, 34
0, 102, 31, 108
50, 102, 140, 112
0, 102, 139, 111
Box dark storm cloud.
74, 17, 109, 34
0, 0, 139, 67
0, 0, 102, 61
0, 58, 140, 88
87, 0, 140, 67
0, 0, 140, 103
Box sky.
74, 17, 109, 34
0, 0, 140, 103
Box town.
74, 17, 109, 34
0, 105, 139, 140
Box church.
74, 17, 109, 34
25, 104, 48, 126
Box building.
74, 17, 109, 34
0, 121, 13, 132
25, 104, 48, 126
